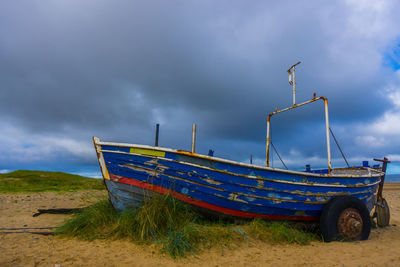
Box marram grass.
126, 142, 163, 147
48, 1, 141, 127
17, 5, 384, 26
0, 170, 104, 192
246, 219, 317, 245
57, 194, 318, 258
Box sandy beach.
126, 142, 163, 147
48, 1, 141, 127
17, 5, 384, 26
1, 184, 400, 267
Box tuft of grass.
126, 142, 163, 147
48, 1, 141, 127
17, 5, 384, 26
133, 193, 195, 241
185, 221, 245, 249
0, 170, 105, 192
56, 200, 118, 240
161, 225, 197, 258
57, 194, 203, 257
57, 195, 318, 258
246, 219, 318, 245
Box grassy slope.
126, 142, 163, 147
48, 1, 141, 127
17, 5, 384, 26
0, 170, 105, 192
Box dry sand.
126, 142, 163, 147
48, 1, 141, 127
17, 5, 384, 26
1, 184, 400, 267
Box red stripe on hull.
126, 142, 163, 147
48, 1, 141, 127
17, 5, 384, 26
109, 174, 318, 221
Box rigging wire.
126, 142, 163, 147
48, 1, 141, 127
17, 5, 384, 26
270, 141, 288, 170
329, 127, 350, 168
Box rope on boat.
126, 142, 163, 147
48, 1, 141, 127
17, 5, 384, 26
329, 127, 350, 168
270, 141, 288, 170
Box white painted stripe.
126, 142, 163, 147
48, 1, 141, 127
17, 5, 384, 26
94, 139, 383, 178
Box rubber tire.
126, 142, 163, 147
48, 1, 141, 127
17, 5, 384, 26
320, 196, 371, 242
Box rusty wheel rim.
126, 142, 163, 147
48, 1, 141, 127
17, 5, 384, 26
337, 208, 363, 241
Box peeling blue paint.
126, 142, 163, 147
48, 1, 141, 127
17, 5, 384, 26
99, 145, 381, 219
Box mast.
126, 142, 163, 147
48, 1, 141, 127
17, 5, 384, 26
288, 61, 301, 106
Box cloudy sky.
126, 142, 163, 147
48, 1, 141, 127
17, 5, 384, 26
1, 0, 400, 177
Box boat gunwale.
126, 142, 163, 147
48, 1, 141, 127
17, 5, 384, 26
102, 149, 381, 188
95, 138, 383, 179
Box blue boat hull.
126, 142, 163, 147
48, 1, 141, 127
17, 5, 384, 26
94, 139, 382, 221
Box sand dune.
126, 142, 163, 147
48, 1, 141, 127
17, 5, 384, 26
1, 184, 399, 266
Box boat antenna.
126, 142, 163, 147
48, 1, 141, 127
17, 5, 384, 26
287, 61, 301, 106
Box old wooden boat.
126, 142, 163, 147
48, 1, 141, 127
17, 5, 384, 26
93, 62, 390, 241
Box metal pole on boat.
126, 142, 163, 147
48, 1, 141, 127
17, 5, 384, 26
266, 95, 332, 172
288, 61, 301, 106
293, 67, 296, 105
267, 62, 333, 172
155, 123, 160, 147
266, 115, 271, 167
191, 123, 196, 153
322, 97, 332, 173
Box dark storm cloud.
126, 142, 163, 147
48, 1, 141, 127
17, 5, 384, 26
1, 0, 400, 171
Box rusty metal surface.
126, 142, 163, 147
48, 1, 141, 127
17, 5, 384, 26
337, 207, 363, 241
287, 61, 301, 105
191, 124, 196, 153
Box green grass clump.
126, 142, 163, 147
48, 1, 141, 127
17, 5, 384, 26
133, 193, 195, 240
57, 195, 318, 258
57, 199, 119, 239
57, 194, 202, 257
0, 170, 105, 192
246, 219, 317, 245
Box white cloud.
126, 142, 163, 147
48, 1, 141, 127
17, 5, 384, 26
355, 135, 388, 148
386, 79, 400, 110
360, 72, 400, 135
387, 154, 400, 161
344, 0, 392, 39
351, 71, 400, 157
0, 122, 93, 165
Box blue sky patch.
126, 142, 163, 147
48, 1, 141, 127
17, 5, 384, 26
383, 44, 400, 71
